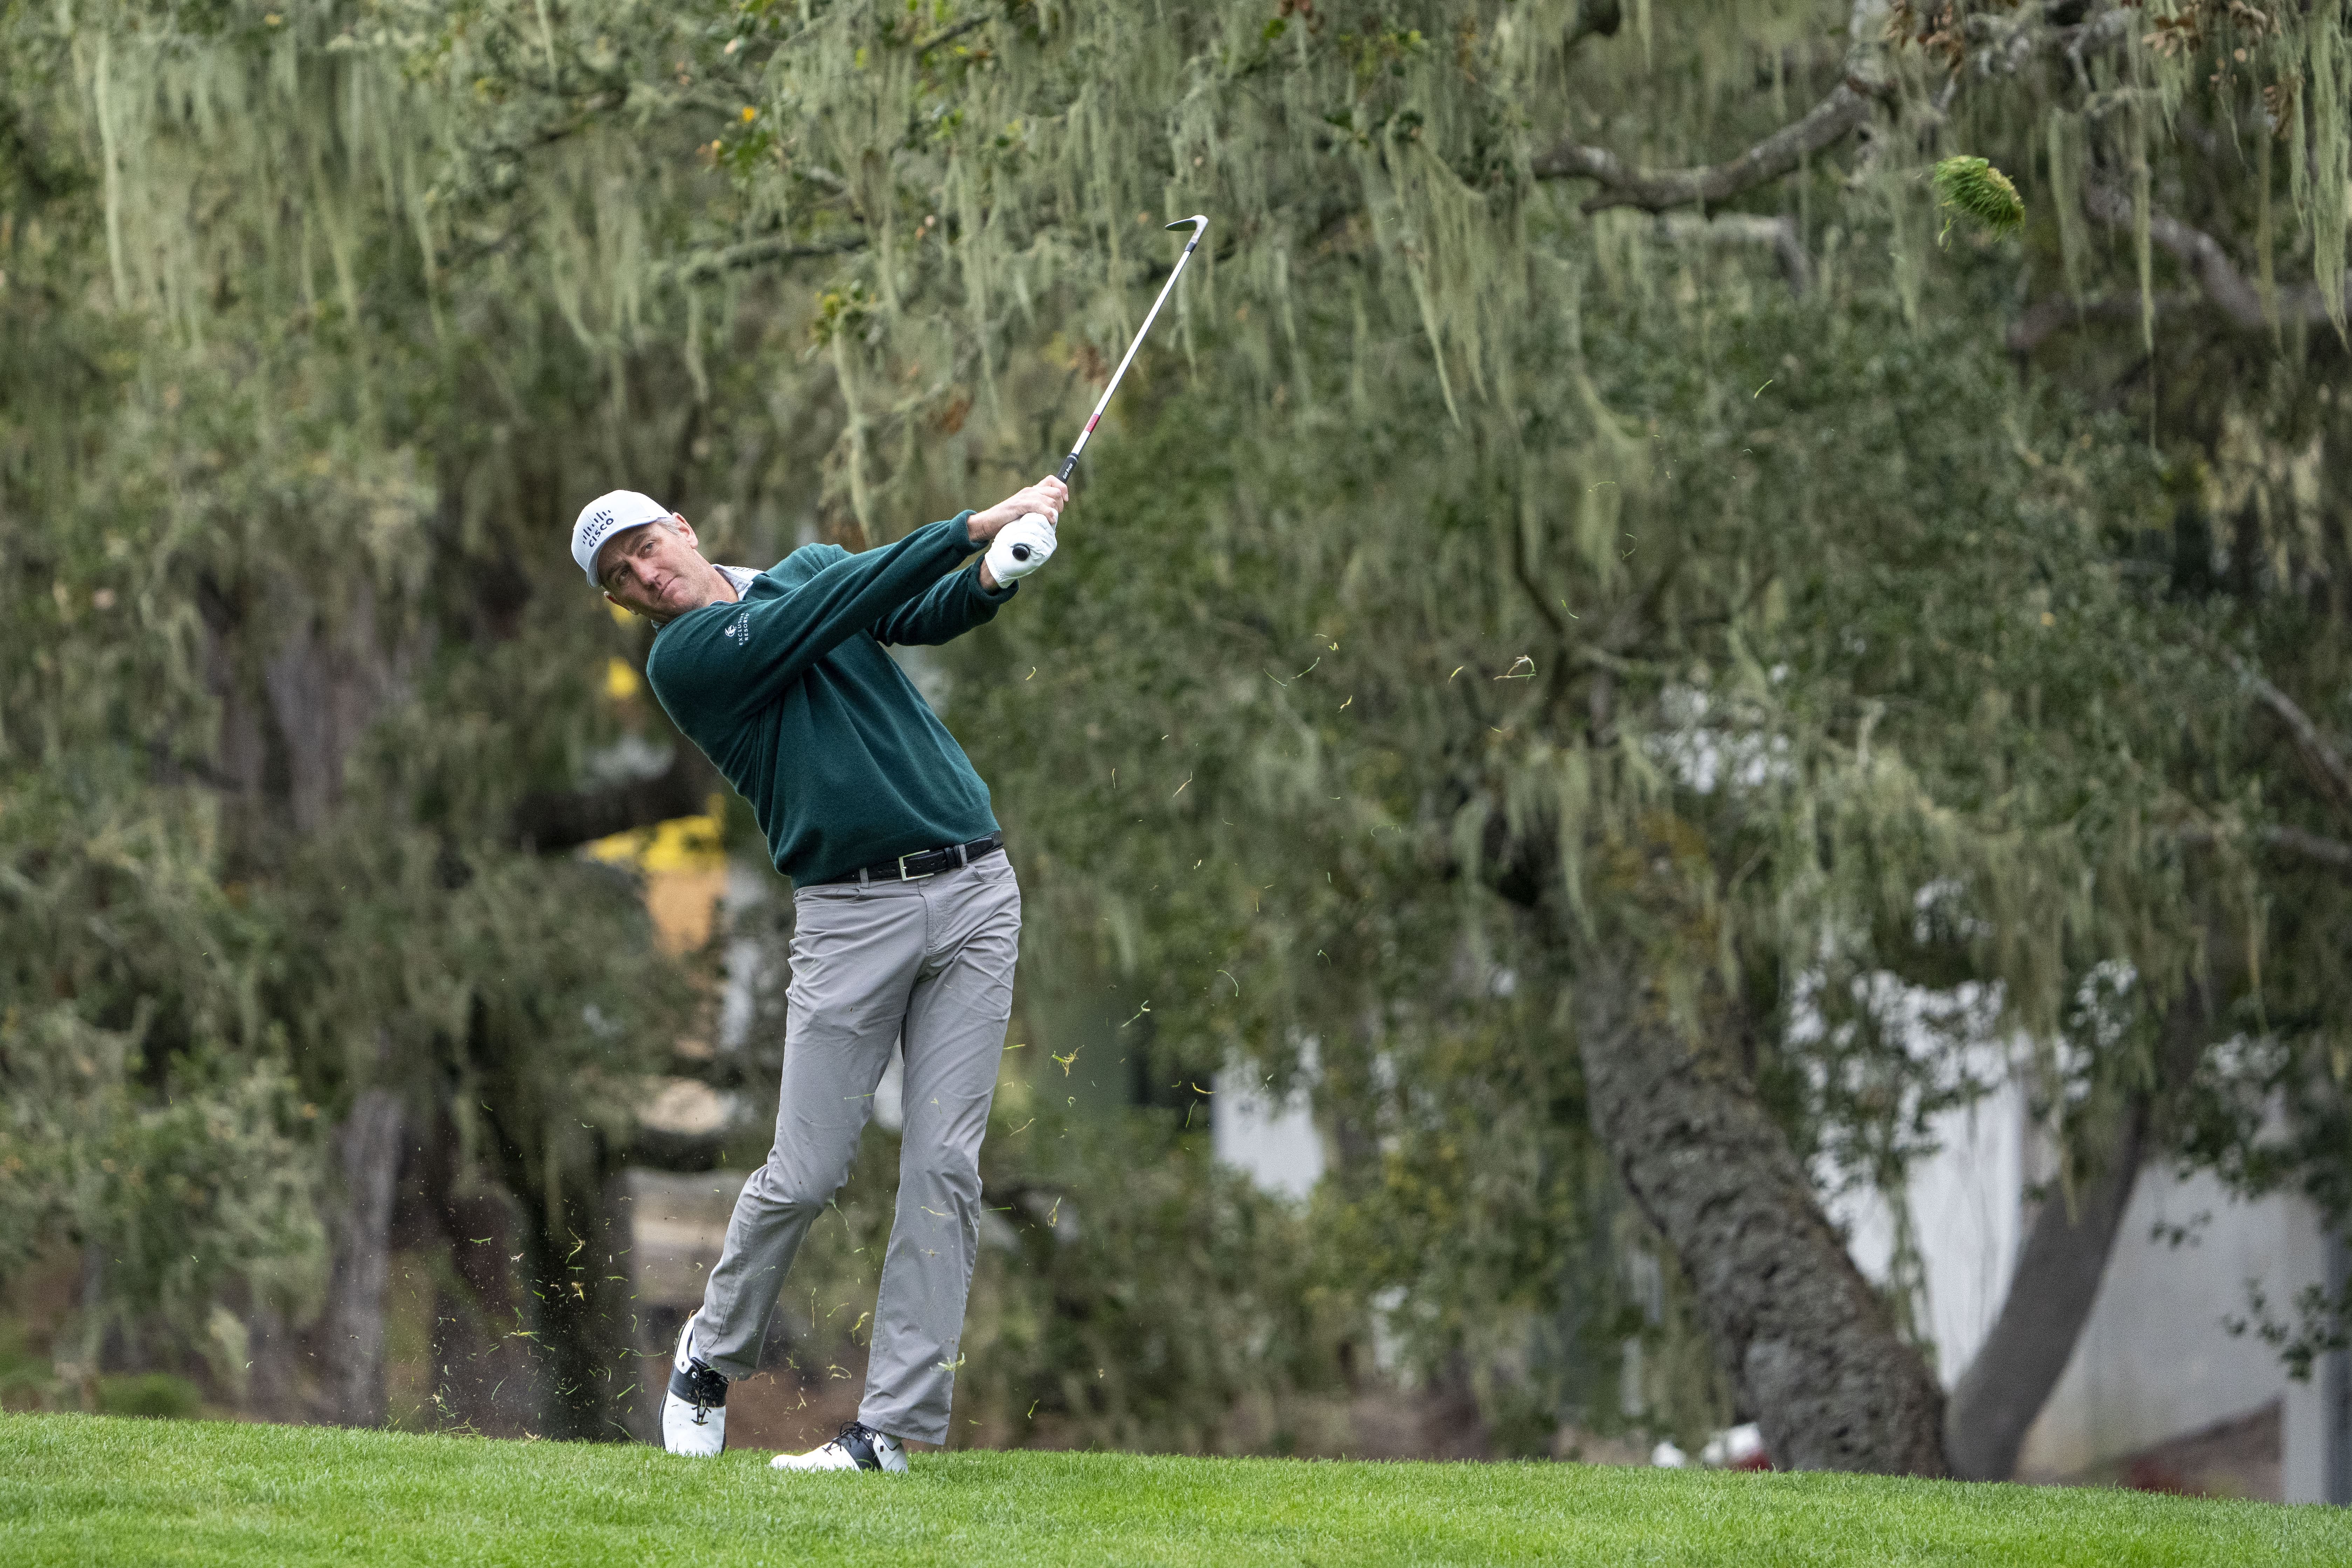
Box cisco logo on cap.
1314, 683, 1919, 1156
571, 490, 668, 586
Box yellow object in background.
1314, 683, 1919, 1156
605, 657, 642, 701
585, 796, 733, 953
585, 797, 727, 874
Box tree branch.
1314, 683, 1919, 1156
2005, 291, 2196, 354
913, 16, 989, 55
1532, 0, 1893, 214
2178, 823, 2352, 877
1952, 4, 2135, 88
510, 747, 719, 853
2013, 178, 2351, 349
2237, 665, 2352, 816
1946, 1081, 2147, 1478
1535, 82, 1883, 214
2082, 178, 2262, 328
660, 233, 867, 285
1658, 212, 1814, 296
1530, 4, 2148, 219
1565, 0, 1623, 52
2059, 6, 2138, 89
2081, 178, 2352, 333
2260, 825, 2352, 874
2162, 654, 2352, 877
1947, 973, 2207, 1478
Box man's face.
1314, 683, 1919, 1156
597, 516, 721, 622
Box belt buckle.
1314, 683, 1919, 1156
896, 851, 934, 883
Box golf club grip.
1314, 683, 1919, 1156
1004, 450, 1083, 556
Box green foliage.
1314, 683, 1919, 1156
6, 0, 2352, 1447
963, 1109, 1352, 1453
1931, 157, 2024, 244
94, 1373, 203, 1419
0, 0, 719, 1421
949, 264, 2223, 1423
0, 1015, 324, 1370
0, 778, 327, 1351
681, 0, 2352, 1413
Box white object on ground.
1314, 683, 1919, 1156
1701, 1422, 1767, 1468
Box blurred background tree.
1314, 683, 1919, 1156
3, 0, 2347, 1477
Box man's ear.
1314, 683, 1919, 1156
671, 512, 698, 550
603, 591, 633, 617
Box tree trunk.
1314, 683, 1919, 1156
1573, 937, 1949, 1474
1942, 985, 2208, 1479
430, 1179, 547, 1436
493, 1128, 636, 1442
1942, 1092, 2145, 1480
313, 1086, 406, 1426
241, 1300, 302, 1420
510, 746, 718, 853
260, 589, 398, 835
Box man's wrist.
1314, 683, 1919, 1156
978, 559, 999, 592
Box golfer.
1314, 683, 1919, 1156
570, 480, 1064, 1473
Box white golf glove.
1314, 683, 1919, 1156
985, 513, 1057, 583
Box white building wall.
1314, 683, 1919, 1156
2016, 1168, 2328, 1491
1210, 1059, 1324, 1203
1835, 1079, 2029, 1387
1835, 1059, 2335, 1497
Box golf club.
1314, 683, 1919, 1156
1009, 214, 1209, 558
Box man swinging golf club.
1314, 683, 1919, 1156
575, 215, 1204, 1475
571, 481, 1062, 1473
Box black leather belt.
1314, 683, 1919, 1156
823, 832, 1003, 886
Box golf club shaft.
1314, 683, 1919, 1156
1004, 218, 1206, 561
1055, 216, 1208, 483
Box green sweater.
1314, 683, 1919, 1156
644, 513, 1015, 887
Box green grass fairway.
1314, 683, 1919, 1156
3, 1412, 2345, 1566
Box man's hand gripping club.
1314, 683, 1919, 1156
969, 476, 1065, 590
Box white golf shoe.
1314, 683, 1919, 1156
770, 1420, 908, 1473
660, 1314, 727, 1458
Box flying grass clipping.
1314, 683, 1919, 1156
1932, 155, 2025, 245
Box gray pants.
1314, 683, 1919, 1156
694, 851, 1020, 1445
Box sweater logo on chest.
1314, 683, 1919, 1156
726, 609, 751, 646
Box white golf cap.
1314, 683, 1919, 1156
571, 489, 672, 587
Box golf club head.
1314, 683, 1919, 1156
1165, 215, 1209, 243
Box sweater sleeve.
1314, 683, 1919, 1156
650, 514, 976, 726
872, 563, 1016, 646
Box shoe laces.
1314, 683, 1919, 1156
835, 1420, 892, 1466
680, 1358, 725, 1420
